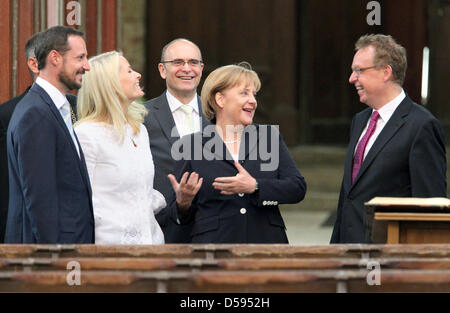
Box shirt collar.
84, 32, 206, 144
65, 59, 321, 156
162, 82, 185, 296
35, 77, 68, 110
166, 90, 199, 113
374, 89, 405, 123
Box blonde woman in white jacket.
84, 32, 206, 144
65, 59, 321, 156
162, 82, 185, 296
75, 51, 165, 244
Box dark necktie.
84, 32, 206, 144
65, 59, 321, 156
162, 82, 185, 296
352, 111, 380, 183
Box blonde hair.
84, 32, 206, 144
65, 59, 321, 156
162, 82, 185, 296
201, 62, 261, 122
76, 51, 147, 140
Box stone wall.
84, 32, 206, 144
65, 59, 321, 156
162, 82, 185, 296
120, 0, 146, 87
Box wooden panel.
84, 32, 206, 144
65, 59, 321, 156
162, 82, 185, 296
428, 0, 450, 139
376, 213, 450, 221
387, 222, 400, 244
101, 0, 117, 52
401, 222, 450, 244
85, 0, 98, 57
145, 0, 299, 144
271, 0, 298, 144
304, 0, 372, 143
383, 0, 427, 105
16, 0, 34, 95
0, 0, 12, 103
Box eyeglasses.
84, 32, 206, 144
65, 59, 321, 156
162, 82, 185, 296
161, 59, 203, 67
351, 66, 377, 77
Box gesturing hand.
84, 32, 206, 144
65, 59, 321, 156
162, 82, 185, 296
212, 161, 257, 195
168, 172, 203, 212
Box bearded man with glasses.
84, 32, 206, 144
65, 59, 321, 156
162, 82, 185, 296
330, 34, 447, 244
144, 38, 210, 243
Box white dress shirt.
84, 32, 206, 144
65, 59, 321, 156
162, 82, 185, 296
35, 77, 80, 156
75, 122, 166, 245
166, 90, 201, 137
355, 89, 406, 159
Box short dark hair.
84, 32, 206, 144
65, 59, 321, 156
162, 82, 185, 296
35, 26, 84, 70
355, 34, 407, 86
25, 32, 43, 60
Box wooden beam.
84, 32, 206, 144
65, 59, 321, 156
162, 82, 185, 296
101, 0, 117, 52
0, 0, 12, 103
17, 0, 34, 95
85, 0, 98, 58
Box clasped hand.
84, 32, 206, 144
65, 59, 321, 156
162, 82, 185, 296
168, 161, 256, 213
212, 161, 257, 195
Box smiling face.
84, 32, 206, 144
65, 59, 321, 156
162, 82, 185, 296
158, 40, 203, 102
58, 35, 90, 90
349, 46, 388, 108
119, 56, 144, 103
215, 79, 258, 128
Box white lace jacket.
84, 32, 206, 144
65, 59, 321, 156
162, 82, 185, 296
75, 122, 165, 245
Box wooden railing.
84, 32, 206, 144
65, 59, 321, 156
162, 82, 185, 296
0, 244, 450, 292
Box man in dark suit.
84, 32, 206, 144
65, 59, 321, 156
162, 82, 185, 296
4, 26, 94, 243
331, 34, 447, 244
0, 32, 78, 243
144, 38, 208, 243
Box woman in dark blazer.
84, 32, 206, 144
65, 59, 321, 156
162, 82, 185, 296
166, 62, 307, 243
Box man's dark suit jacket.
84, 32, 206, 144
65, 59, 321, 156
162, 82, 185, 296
4, 83, 94, 243
331, 96, 447, 244
167, 125, 307, 243
143, 92, 209, 243
0, 86, 77, 243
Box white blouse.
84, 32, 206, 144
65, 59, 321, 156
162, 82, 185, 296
75, 122, 166, 245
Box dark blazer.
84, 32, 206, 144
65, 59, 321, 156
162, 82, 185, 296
4, 83, 94, 243
331, 96, 447, 244
0, 86, 77, 243
143, 92, 209, 243
167, 124, 307, 244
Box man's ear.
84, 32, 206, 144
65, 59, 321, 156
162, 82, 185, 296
383, 65, 394, 83
47, 50, 62, 67
27, 57, 39, 76
158, 63, 167, 79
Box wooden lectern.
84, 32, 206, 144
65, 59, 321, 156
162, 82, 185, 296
365, 197, 450, 244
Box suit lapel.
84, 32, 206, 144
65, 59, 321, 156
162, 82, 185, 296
33, 85, 80, 158
32, 84, 89, 186
350, 97, 411, 188
241, 124, 261, 162
198, 95, 210, 131
153, 93, 180, 145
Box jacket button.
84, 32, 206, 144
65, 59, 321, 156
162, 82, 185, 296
238, 193, 244, 197
240, 208, 247, 214
263, 201, 267, 205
